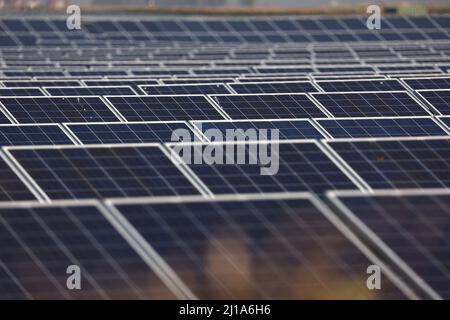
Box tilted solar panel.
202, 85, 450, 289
210, 94, 327, 119
105, 95, 225, 121
0, 201, 177, 299
402, 77, 450, 90
311, 91, 430, 117
229, 81, 319, 94
7, 144, 202, 200
108, 194, 410, 299
0, 153, 37, 201
0, 124, 75, 146
44, 86, 137, 96
417, 89, 450, 115
316, 79, 406, 92
326, 137, 450, 189
0, 87, 46, 96
0, 80, 82, 88
139, 84, 231, 95
328, 190, 450, 299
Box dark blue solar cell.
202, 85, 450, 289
0, 156, 36, 201
45, 86, 136, 96
9, 145, 201, 200
83, 79, 159, 89
0, 97, 120, 123
105, 95, 225, 121
317, 117, 448, 138
0, 124, 74, 146
193, 119, 324, 140
210, 94, 326, 119
316, 79, 405, 92
139, 84, 230, 95
0, 88, 45, 96
66, 122, 198, 144
403, 77, 450, 90
111, 196, 407, 299
1, 80, 81, 88
229, 81, 318, 94
418, 90, 450, 115
328, 138, 450, 189
0, 203, 176, 299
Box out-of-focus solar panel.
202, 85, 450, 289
312, 91, 430, 117
65, 121, 202, 144
229, 81, 319, 94
8, 145, 202, 200
108, 194, 409, 299
0, 97, 121, 123
316, 117, 448, 138
0, 124, 74, 146
438, 116, 450, 132
0, 201, 176, 299
328, 190, 450, 299
173, 141, 360, 194
210, 94, 327, 119
0, 154, 37, 201
326, 137, 450, 189
139, 83, 231, 95
1, 80, 82, 88
316, 79, 406, 92
105, 95, 225, 121
82, 79, 159, 88
161, 78, 235, 85
44, 86, 137, 96
0, 87, 46, 96
191, 119, 325, 140
417, 89, 450, 115
402, 77, 450, 90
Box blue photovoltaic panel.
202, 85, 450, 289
45, 86, 136, 96
0, 156, 36, 201
210, 94, 327, 119
312, 92, 429, 117
9, 145, 201, 199
4, 71, 65, 77
403, 77, 450, 90
439, 116, 450, 131
418, 89, 450, 115
0, 124, 74, 146
105, 95, 225, 121
82, 79, 159, 90
162, 78, 235, 85
0, 80, 81, 88
110, 196, 407, 299
0, 202, 175, 299
316, 117, 448, 138
229, 81, 319, 94
139, 84, 231, 95
330, 192, 450, 299
327, 137, 450, 189
179, 141, 358, 194
0, 97, 120, 123
192, 119, 324, 140
316, 79, 406, 92
0, 87, 45, 96
66, 122, 198, 144
68, 70, 127, 77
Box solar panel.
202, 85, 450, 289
172, 140, 360, 194
417, 89, 450, 115
229, 81, 319, 94
82, 79, 159, 90
0, 153, 38, 201
316, 79, 406, 92
1, 80, 82, 88
191, 119, 325, 140
0, 201, 177, 299
7, 144, 202, 200
108, 194, 410, 299
138, 83, 231, 95
402, 77, 450, 90
44, 86, 137, 96
0, 124, 75, 146
210, 93, 327, 119
316, 117, 448, 138
328, 190, 450, 299
311, 91, 430, 117
65, 121, 203, 144
326, 137, 450, 189
0, 96, 121, 123
0, 87, 46, 96
161, 78, 235, 85
105, 95, 226, 121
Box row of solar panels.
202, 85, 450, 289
1, 189, 449, 299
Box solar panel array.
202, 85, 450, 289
1, 14, 450, 300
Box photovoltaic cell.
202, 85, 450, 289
110, 195, 407, 299
316, 117, 448, 138
327, 137, 450, 189
210, 94, 326, 119
177, 141, 358, 194
192, 119, 324, 140
316, 79, 406, 92
0, 80, 81, 88
403, 77, 450, 90
66, 122, 199, 144
0, 97, 121, 123
312, 92, 430, 117
229, 81, 319, 94
0, 124, 74, 146
418, 89, 450, 115
139, 84, 231, 95
105, 95, 225, 121
0, 88, 45, 96
8, 145, 201, 199
0, 155, 36, 201
329, 191, 450, 299
44, 86, 136, 96
0, 202, 175, 299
